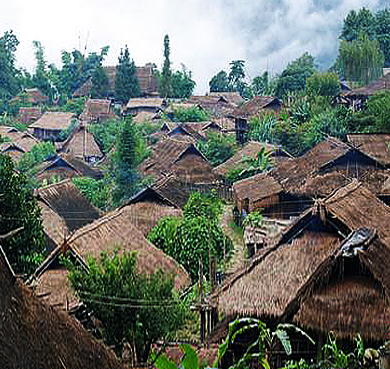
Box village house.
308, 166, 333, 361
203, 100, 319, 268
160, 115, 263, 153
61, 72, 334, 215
213, 181, 390, 366
123, 97, 167, 116
35, 154, 103, 184
0, 245, 122, 369
231, 96, 283, 144
19, 106, 43, 125
73, 64, 159, 100
186, 94, 238, 118
59, 124, 103, 164
11, 88, 49, 106
29, 112, 77, 141
79, 98, 115, 123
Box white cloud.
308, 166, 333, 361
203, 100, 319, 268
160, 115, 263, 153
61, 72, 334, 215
1, 0, 388, 94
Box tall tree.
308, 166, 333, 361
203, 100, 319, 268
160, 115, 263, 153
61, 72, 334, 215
171, 64, 195, 98
374, 9, 390, 67
0, 154, 46, 275
229, 60, 246, 95
338, 33, 384, 87
113, 116, 138, 204
115, 45, 140, 103
340, 8, 376, 42
160, 34, 172, 98
91, 64, 109, 98
209, 70, 231, 92
0, 30, 20, 100
32, 41, 53, 99
276, 52, 316, 97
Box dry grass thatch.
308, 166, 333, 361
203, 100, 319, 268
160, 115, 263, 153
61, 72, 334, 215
37, 179, 100, 232
186, 95, 236, 117
19, 106, 43, 124
61, 125, 103, 160
233, 172, 282, 203
0, 245, 123, 369
81, 98, 114, 122
347, 133, 390, 166
231, 96, 282, 118
346, 73, 390, 96
298, 172, 352, 197
126, 98, 165, 109
139, 137, 216, 184
209, 92, 243, 106
66, 208, 191, 290
0, 126, 39, 152
30, 112, 75, 130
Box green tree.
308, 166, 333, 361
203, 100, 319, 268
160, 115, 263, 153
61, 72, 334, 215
248, 113, 278, 143
365, 91, 390, 132
0, 30, 20, 101
276, 52, 316, 97
197, 131, 237, 167
32, 41, 53, 100
68, 250, 186, 363
91, 64, 109, 98
375, 9, 390, 67
113, 116, 139, 204
18, 142, 57, 173
340, 8, 376, 42
209, 70, 231, 92
229, 60, 246, 96
306, 72, 340, 97
115, 45, 140, 103
148, 192, 231, 281
160, 34, 172, 98
171, 65, 196, 98
170, 106, 209, 122
0, 154, 45, 275
338, 33, 384, 87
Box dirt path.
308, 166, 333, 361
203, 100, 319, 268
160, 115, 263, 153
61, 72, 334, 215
220, 205, 246, 274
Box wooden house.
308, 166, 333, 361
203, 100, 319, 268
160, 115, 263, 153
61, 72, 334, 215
12, 88, 49, 105
213, 181, 390, 359
60, 125, 103, 164
36, 179, 100, 233
346, 133, 390, 168
0, 142, 26, 162
209, 92, 243, 106
186, 95, 237, 118
167, 123, 208, 143
0, 126, 39, 152
124, 97, 166, 116
231, 96, 282, 144
80, 98, 115, 123
0, 246, 123, 369
19, 106, 43, 124
29, 112, 77, 141
73, 64, 159, 100
36, 154, 103, 184
139, 136, 217, 184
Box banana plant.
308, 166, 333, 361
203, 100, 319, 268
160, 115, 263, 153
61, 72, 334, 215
217, 318, 314, 369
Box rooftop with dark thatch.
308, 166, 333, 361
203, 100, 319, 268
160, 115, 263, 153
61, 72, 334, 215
80, 98, 114, 123
214, 181, 390, 341
0, 245, 123, 369
347, 133, 390, 166
231, 96, 282, 118
36, 179, 100, 232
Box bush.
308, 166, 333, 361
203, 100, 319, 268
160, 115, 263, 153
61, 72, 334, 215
19, 142, 56, 173
171, 106, 210, 122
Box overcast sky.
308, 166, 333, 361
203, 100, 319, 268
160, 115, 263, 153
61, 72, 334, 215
2, 0, 389, 94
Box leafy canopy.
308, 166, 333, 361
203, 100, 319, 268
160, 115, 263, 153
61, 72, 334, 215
0, 154, 46, 275
68, 250, 186, 363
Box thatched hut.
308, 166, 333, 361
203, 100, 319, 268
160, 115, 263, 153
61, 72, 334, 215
80, 98, 115, 123
0, 245, 123, 368
30, 112, 76, 140
36, 179, 100, 232
213, 181, 390, 348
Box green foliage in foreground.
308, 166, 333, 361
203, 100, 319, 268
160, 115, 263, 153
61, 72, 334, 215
0, 154, 46, 275
72, 176, 112, 210
18, 142, 56, 173
197, 131, 237, 167
68, 250, 187, 364
148, 192, 232, 281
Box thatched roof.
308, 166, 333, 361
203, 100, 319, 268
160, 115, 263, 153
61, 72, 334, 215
38, 199, 68, 251
19, 106, 43, 124
132, 111, 160, 124
80, 98, 114, 122
347, 133, 390, 166
0, 245, 123, 369
120, 201, 182, 237
231, 96, 282, 118
214, 141, 291, 177
12, 88, 49, 105
30, 112, 76, 131
215, 182, 390, 341
209, 92, 243, 106
186, 95, 236, 117
61, 125, 103, 159
167, 123, 207, 142
139, 137, 216, 183
36, 179, 100, 232
65, 208, 191, 290
346, 73, 390, 96
233, 172, 282, 202
36, 155, 103, 182
123, 186, 180, 208
0, 126, 39, 152
126, 98, 165, 109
